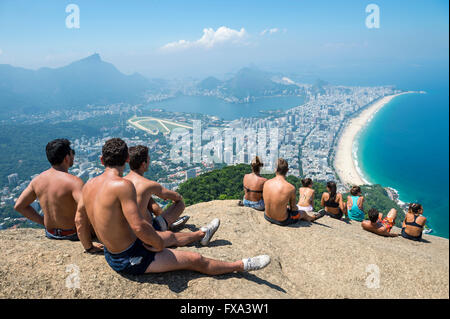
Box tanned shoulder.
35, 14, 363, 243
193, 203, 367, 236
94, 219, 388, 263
143, 178, 162, 194
67, 174, 84, 188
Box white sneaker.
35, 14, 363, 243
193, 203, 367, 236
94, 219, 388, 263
200, 218, 220, 246
242, 255, 271, 272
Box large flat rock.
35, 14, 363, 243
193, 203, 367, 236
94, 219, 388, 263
0, 200, 448, 298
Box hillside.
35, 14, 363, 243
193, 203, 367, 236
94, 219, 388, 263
0, 200, 447, 298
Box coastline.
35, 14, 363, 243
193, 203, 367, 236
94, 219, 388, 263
334, 91, 415, 187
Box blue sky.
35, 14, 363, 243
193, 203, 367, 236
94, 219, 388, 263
0, 0, 448, 82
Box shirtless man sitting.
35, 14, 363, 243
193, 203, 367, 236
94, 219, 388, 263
78, 138, 270, 276
14, 139, 102, 252
124, 145, 219, 248
263, 158, 321, 226
361, 208, 399, 237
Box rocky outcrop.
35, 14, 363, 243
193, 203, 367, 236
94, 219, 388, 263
0, 200, 448, 298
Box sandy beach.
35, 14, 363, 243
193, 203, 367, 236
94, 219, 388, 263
334, 92, 414, 186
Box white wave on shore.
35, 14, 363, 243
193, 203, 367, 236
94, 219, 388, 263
334, 91, 416, 187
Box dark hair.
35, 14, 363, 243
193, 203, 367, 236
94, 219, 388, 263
301, 178, 313, 187
45, 139, 73, 165
326, 181, 337, 202
102, 138, 128, 167
251, 156, 264, 173
408, 203, 423, 215
276, 158, 289, 175
129, 145, 149, 170
350, 185, 361, 196
368, 208, 379, 223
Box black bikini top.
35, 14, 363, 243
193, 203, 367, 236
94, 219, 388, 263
405, 214, 423, 229
244, 186, 263, 194
324, 194, 339, 208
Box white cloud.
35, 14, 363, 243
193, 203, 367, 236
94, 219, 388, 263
0, 49, 3, 55
260, 28, 281, 36
161, 26, 247, 51
323, 41, 367, 49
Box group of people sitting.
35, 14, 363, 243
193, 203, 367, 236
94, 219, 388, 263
14, 138, 271, 277
13, 138, 428, 278
240, 156, 427, 241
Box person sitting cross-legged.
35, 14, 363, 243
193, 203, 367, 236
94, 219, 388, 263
318, 181, 347, 220
401, 203, 427, 242
124, 145, 220, 248
239, 156, 267, 211
15, 139, 101, 253
347, 185, 365, 222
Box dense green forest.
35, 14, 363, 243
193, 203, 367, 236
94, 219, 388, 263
0, 121, 100, 185
178, 164, 405, 227
0, 114, 144, 186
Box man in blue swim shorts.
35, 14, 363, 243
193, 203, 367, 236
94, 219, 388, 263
78, 138, 271, 275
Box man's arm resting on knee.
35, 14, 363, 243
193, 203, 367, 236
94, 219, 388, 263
14, 183, 44, 226
151, 183, 183, 203
120, 181, 164, 251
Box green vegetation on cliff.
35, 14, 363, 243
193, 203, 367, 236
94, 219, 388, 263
178, 164, 405, 227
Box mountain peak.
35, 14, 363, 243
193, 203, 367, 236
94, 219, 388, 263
80, 53, 102, 63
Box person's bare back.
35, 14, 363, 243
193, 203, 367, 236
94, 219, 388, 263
243, 173, 267, 202
263, 176, 296, 222
14, 139, 90, 242
297, 187, 314, 208
83, 170, 143, 253
124, 170, 183, 225
30, 168, 83, 229
123, 171, 158, 222
263, 159, 321, 226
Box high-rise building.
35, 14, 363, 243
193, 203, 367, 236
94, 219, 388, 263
185, 168, 197, 180
7, 173, 19, 186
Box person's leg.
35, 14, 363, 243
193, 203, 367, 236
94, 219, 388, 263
145, 248, 244, 275
298, 210, 318, 222
387, 208, 397, 223
161, 200, 186, 227
158, 230, 205, 247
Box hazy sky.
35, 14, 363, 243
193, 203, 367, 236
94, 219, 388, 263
0, 0, 448, 82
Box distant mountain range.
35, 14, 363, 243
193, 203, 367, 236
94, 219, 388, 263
0, 54, 305, 116
0, 53, 155, 115
196, 67, 301, 100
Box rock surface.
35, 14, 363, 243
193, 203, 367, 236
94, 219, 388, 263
0, 200, 448, 298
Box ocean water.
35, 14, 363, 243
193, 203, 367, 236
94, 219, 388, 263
144, 95, 304, 120
357, 87, 449, 238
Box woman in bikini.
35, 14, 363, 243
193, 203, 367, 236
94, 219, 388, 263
240, 156, 267, 211
401, 203, 426, 241
319, 181, 347, 220
297, 178, 315, 213
346, 185, 365, 222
